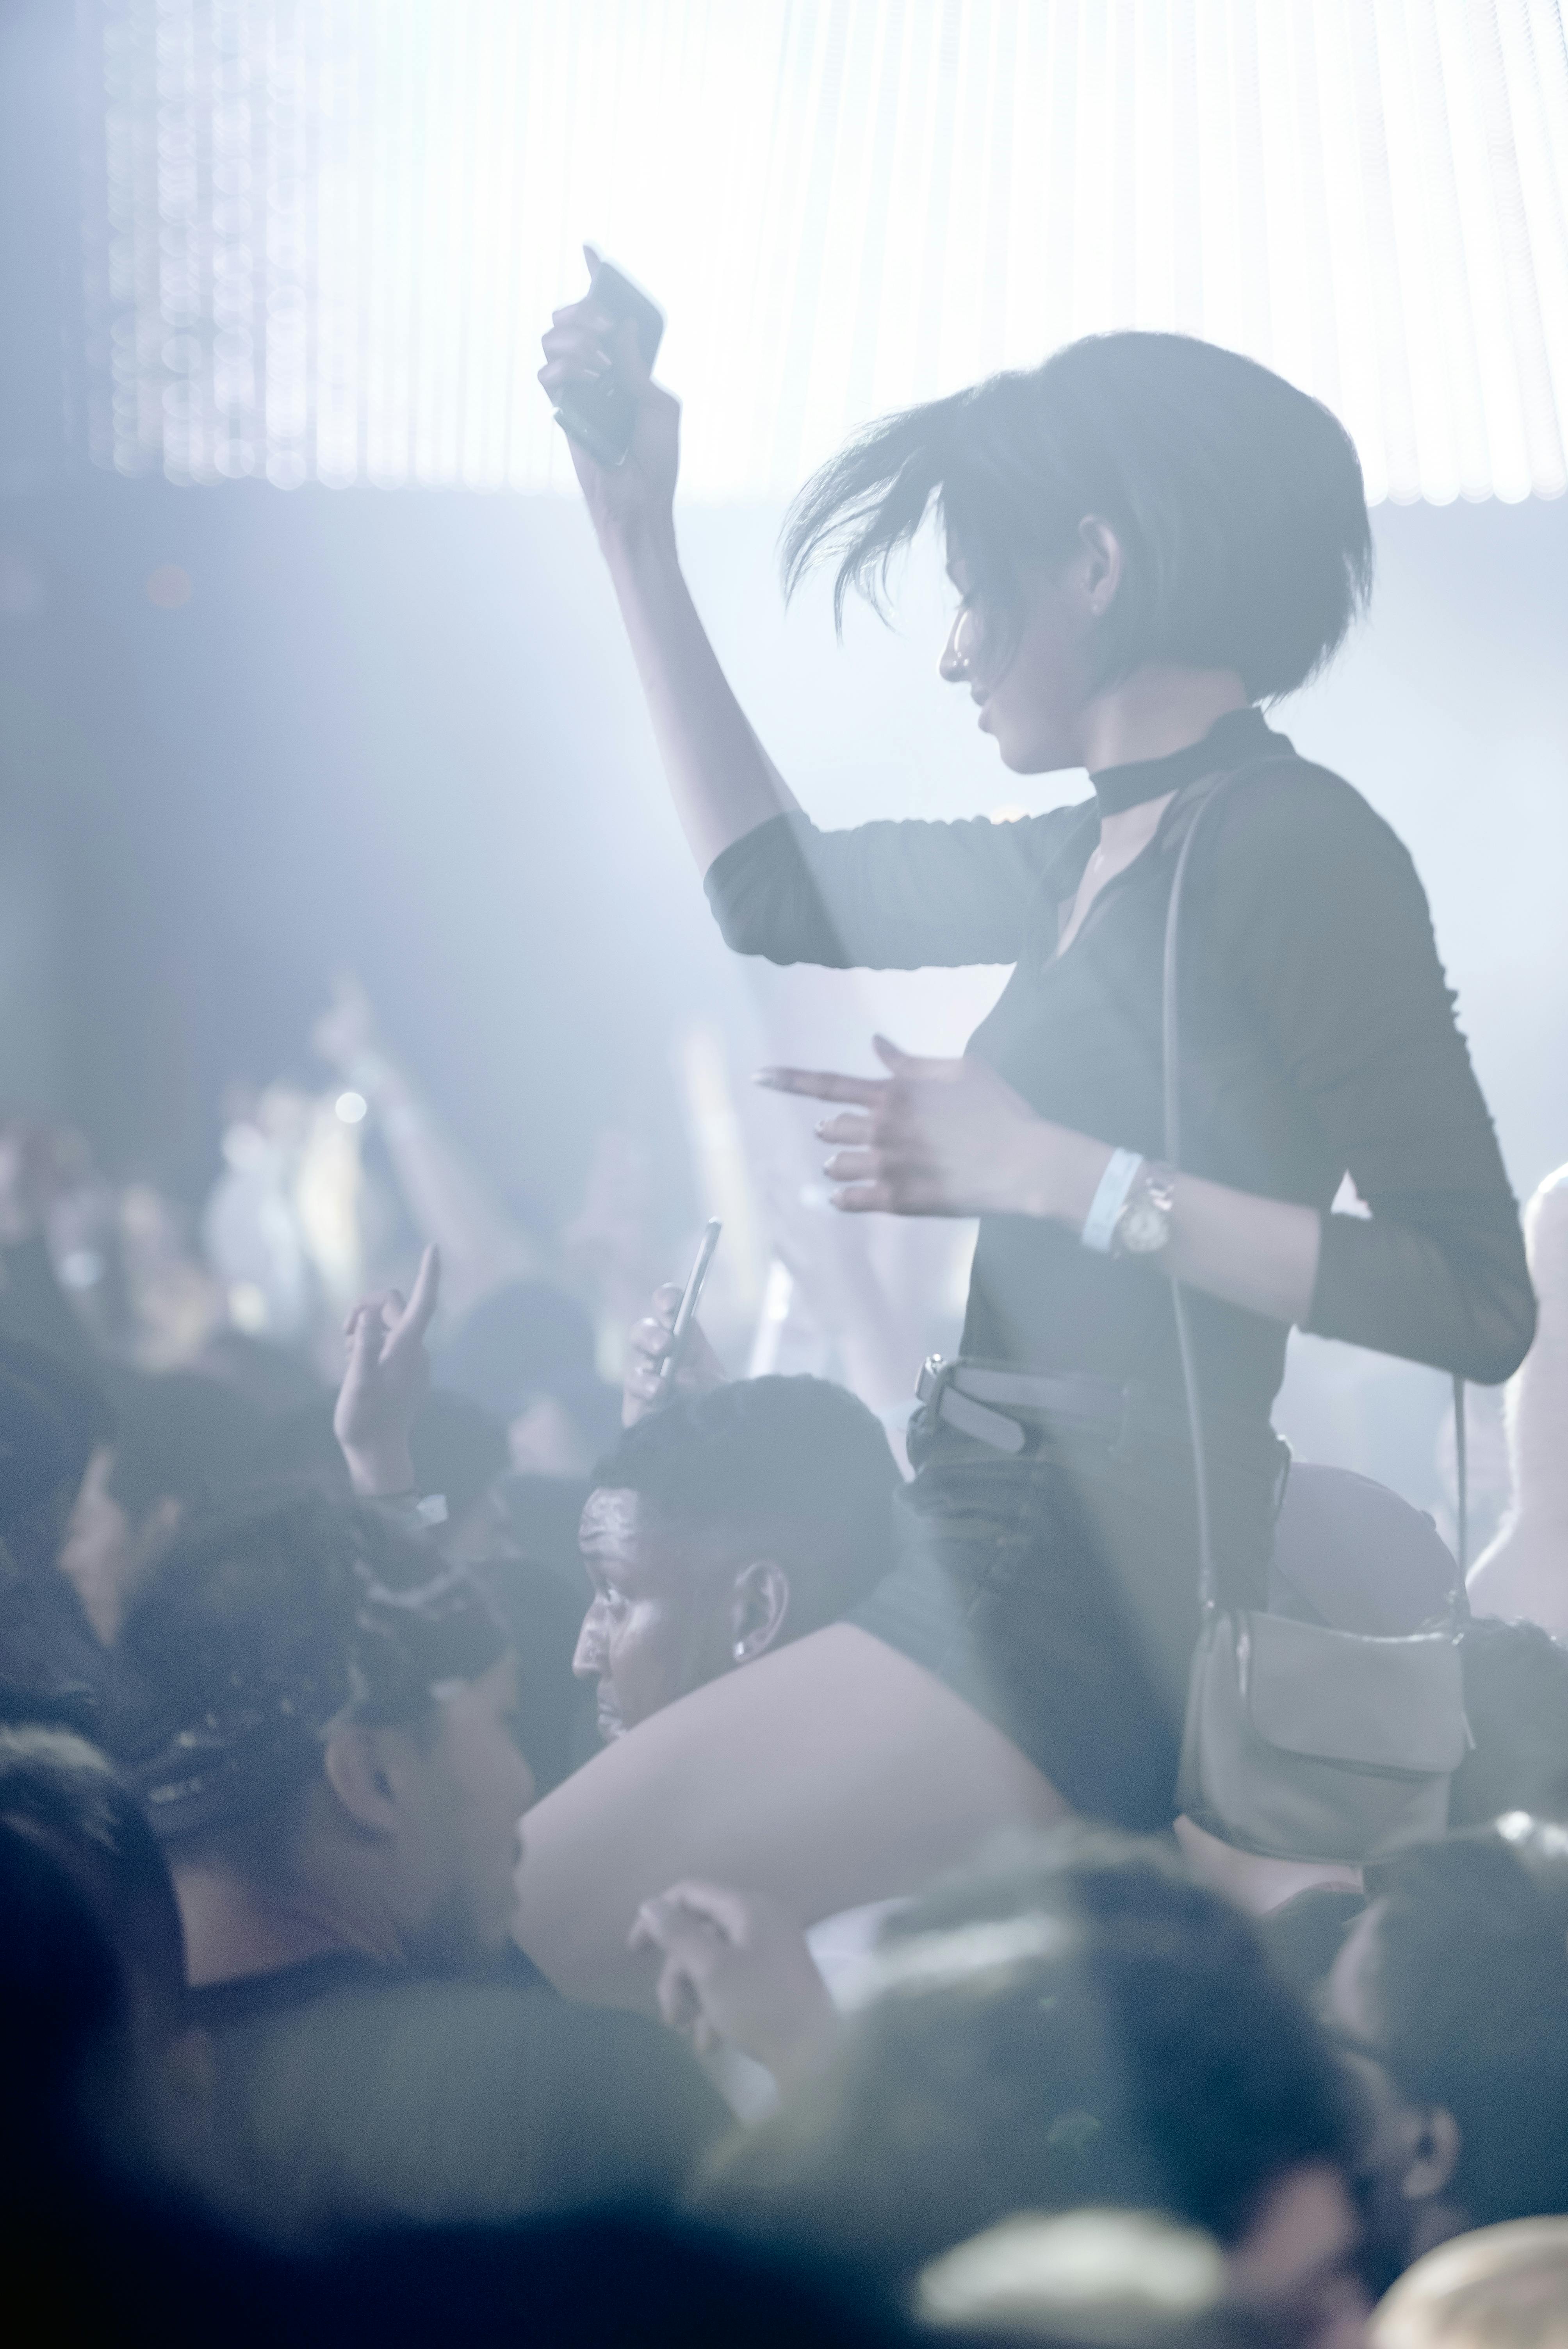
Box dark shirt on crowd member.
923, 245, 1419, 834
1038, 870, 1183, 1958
706, 707, 1534, 1420
188, 1952, 731, 2238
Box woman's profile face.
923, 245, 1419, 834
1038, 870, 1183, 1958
940, 546, 1104, 777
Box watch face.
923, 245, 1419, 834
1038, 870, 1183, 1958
1120, 1194, 1171, 1254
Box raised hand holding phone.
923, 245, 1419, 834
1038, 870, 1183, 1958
622, 1221, 727, 1428
538, 246, 795, 873
550, 254, 663, 467
538, 246, 680, 550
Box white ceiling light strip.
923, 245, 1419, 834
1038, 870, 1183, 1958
77, 0, 1568, 502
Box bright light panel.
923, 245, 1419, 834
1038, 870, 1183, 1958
78, 0, 1568, 503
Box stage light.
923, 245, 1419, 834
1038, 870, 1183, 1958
77, 0, 1568, 504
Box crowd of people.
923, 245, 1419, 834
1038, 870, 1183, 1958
4, 306, 1568, 2349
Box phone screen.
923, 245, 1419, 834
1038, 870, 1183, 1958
553, 259, 664, 469
658, 1220, 722, 1386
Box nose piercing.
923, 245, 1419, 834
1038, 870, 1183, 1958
950, 606, 978, 673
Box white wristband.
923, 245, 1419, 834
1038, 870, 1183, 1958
1081, 1148, 1144, 1254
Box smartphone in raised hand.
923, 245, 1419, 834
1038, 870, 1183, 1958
552, 256, 664, 469
657, 1219, 722, 1389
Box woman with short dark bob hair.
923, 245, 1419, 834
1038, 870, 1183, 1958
522, 296, 1535, 2001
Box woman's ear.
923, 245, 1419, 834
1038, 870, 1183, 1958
1402, 2104, 1462, 2203
322, 1724, 403, 1837
1074, 515, 1124, 619
729, 1560, 791, 1664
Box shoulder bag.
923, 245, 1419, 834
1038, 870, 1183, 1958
1167, 765, 1471, 1864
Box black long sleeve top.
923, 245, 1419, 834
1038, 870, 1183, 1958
706, 707, 1534, 1433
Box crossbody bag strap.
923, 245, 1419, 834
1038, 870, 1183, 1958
1159, 754, 1296, 1621
1452, 1371, 1471, 1596
1162, 762, 1476, 1630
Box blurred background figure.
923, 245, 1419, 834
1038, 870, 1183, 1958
442, 1280, 620, 1477
1468, 1168, 1568, 1633
1324, 1818, 1568, 2271
0, 1112, 225, 1374
311, 974, 542, 1330
57, 1370, 263, 1646
0, 1337, 117, 1720
694, 1834, 1371, 2349
202, 1079, 379, 1372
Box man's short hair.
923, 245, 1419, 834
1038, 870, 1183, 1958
114, 1493, 506, 1847
1362, 1820, 1568, 2228
592, 1377, 899, 1631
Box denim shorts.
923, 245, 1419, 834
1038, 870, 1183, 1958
850, 1403, 1284, 1831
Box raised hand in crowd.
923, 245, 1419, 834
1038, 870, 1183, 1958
629, 1880, 839, 2087
333, 1244, 441, 1496
312, 974, 535, 1323
0, 1115, 90, 1246
621, 1280, 728, 1428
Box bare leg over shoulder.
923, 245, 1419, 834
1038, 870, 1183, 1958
513, 1622, 1067, 2009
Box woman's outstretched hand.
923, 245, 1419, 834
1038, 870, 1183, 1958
759, 1036, 1101, 1223
538, 244, 681, 552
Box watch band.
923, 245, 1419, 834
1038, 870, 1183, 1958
1080, 1148, 1145, 1254
1111, 1159, 1178, 1257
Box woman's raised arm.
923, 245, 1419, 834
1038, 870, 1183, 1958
539, 257, 797, 872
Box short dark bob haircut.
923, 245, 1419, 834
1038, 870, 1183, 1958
782, 331, 1374, 702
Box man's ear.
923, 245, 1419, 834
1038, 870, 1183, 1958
729, 1560, 790, 1664
322, 1723, 403, 1837
1402, 2105, 1462, 2203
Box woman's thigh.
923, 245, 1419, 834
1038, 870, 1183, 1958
873, 1453, 1188, 1827
512, 1623, 1068, 2008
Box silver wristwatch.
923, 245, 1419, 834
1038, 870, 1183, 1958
1111, 1160, 1176, 1257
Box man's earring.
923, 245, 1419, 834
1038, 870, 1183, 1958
732, 1640, 747, 1662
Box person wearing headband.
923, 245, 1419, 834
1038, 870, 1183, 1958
117, 1490, 525, 1971
109, 1274, 728, 2235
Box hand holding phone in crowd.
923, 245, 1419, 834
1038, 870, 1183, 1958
538, 246, 679, 552
622, 1221, 727, 1428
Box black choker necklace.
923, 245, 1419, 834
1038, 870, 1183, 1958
1090, 706, 1269, 817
